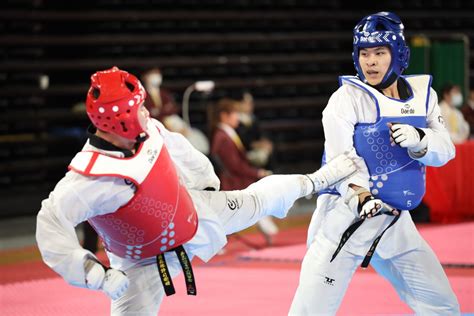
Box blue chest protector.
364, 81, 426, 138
321, 75, 432, 210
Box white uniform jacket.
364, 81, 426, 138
36, 119, 225, 289
308, 76, 455, 258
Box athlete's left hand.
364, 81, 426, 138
388, 123, 427, 152
103, 269, 129, 300
85, 258, 129, 300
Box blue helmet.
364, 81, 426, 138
352, 12, 410, 89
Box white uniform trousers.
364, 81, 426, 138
289, 228, 460, 315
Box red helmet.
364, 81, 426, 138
86, 67, 147, 140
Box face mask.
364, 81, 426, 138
451, 92, 463, 108
148, 75, 162, 87
239, 112, 252, 125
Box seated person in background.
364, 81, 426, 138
141, 68, 209, 154
141, 68, 179, 123
461, 87, 474, 138
236, 92, 274, 168
210, 98, 278, 244
439, 83, 470, 143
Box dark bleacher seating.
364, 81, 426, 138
0, 1, 473, 217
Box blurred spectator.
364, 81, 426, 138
236, 92, 274, 168
439, 83, 470, 143
210, 98, 278, 244
141, 68, 209, 154
141, 68, 179, 123
460, 87, 474, 138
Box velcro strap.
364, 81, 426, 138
358, 195, 375, 215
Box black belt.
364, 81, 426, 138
330, 218, 365, 263
360, 215, 400, 267
156, 245, 196, 296
331, 214, 401, 268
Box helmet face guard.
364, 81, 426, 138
86, 67, 147, 140
352, 12, 410, 89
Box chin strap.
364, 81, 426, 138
372, 72, 399, 90
135, 132, 149, 143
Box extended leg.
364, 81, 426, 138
209, 174, 313, 235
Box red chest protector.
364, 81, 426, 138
69, 125, 198, 260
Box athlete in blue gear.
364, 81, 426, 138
289, 12, 460, 315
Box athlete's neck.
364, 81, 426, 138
96, 129, 137, 151
381, 80, 400, 99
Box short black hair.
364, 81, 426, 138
441, 83, 456, 99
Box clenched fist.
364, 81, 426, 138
388, 123, 427, 153
85, 258, 129, 300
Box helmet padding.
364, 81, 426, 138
86, 67, 147, 140
352, 12, 410, 89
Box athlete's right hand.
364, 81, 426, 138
358, 195, 400, 219
85, 258, 129, 300
358, 195, 383, 219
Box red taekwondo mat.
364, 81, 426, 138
2, 264, 472, 315
239, 222, 474, 266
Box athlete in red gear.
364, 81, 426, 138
36, 67, 357, 315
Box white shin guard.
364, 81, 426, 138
211, 175, 312, 235
245, 174, 312, 219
